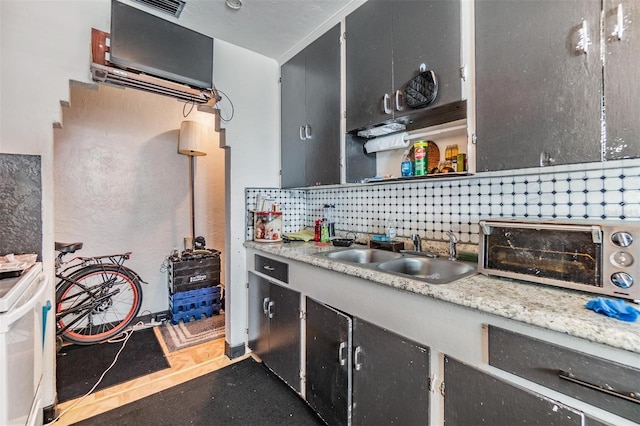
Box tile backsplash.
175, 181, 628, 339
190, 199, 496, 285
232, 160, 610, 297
246, 158, 640, 244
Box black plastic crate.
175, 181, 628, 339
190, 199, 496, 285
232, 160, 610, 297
168, 251, 221, 293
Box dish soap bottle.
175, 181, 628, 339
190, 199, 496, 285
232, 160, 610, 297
400, 149, 413, 177
321, 219, 330, 243
385, 214, 397, 241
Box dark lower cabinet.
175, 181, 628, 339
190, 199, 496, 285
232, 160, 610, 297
352, 317, 430, 425
488, 325, 640, 424
305, 299, 430, 425
247, 272, 301, 392
444, 356, 585, 425
306, 299, 352, 425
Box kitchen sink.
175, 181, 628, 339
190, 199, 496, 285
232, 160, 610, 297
322, 248, 404, 264
376, 257, 477, 284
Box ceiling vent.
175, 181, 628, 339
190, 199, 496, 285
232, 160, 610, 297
130, 0, 185, 18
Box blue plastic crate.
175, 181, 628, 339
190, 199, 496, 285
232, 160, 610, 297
170, 303, 221, 325
170, 286, 220, 313
171, 286, 220, 302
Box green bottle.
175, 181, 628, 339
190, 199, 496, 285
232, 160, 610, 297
321, 219, 330, 243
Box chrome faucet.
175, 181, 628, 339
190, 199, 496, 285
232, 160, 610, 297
411, 234, 422, 252
446, 231, 458, 261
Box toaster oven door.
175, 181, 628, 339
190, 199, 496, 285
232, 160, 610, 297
480, 222, 602, 287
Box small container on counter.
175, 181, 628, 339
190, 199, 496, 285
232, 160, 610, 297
314, 219, 322, 242
254, 211, 283, 242
320, 219, 330, 243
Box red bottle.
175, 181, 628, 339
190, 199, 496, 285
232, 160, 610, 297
314, 219, 322, 242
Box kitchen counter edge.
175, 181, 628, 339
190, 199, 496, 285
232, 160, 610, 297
244, 241, 640, 354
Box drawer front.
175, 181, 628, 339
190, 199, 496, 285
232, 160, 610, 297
255, 254, 288, 283
488, 325, 640, 423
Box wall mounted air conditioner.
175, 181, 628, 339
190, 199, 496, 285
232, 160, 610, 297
90, 26, 220, 106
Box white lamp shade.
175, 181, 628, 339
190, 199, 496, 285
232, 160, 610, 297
178, 120, 208, 156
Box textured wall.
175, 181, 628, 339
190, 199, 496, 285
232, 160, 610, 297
0, 153, 42, 259
53, 83, 225, 315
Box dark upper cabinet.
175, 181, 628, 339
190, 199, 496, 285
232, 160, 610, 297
603, 0, 640, 160
345, 0, 393, 131
346, 0, 462, 132
475, 0, 602, 172
475, 0, 640, 172
281, 24, 341, 188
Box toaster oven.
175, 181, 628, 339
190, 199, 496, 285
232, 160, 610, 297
479, 219, 640, 300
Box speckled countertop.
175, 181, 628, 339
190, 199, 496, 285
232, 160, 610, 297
245, 241, 640, 355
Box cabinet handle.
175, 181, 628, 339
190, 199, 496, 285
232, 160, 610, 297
558, 371, 640, 404
263, 265, 275, 272
613, 3, 624, 41
338, 341, 348, 366
383, 93, 392, 114
395, 90, 403, 111
305, 124, 312, 139
354, 346, 363, 371
262, 297, 270, 315
576, 20, 590, 54
299, 125, 306, 141
268, 300, 275, 319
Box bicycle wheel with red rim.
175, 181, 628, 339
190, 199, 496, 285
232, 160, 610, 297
56, 264, 142, 345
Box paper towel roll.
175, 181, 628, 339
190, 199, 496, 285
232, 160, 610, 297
364, 132, 410, 153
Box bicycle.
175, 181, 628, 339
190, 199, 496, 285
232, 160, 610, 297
54, 241, 146, 345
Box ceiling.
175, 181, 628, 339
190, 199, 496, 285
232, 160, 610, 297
126, 0, 360, 62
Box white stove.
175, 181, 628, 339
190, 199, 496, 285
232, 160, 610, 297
0, 263, 50, 425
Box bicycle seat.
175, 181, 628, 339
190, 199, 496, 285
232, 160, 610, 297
55, 242, 83, 253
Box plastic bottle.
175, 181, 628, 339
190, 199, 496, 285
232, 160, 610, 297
385, 215, 397, 241
400, 149, 413, 177
321, 219, 330, 243
314, 219, 322, 242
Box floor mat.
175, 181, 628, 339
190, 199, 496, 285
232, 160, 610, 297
159, 311, 225, 352
56, 327, 170, 403
76, 357, 324, 426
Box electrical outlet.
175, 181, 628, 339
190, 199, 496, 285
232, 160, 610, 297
154, 312, 169, 323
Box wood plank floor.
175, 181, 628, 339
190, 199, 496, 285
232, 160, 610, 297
53, 327, 246, 425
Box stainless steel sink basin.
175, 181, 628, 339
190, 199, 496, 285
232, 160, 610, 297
376, 257, 477, 284
323, 248, 404, 264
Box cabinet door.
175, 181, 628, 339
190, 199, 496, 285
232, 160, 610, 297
352, 318, 430, 425
603, 0, 640, 160
444, 356, 585, 425
267, 282, 301, 392
247, 272, 270, 358
392, 0, 461, 116
304, 24, 341, 186
305, 298, 352, 426
475, 0, 602, 172
346, 0, 394, 131
281, 49, 307, 188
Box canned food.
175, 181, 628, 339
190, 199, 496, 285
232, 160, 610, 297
414, 141, 428, 176
456, 153, 467, 172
